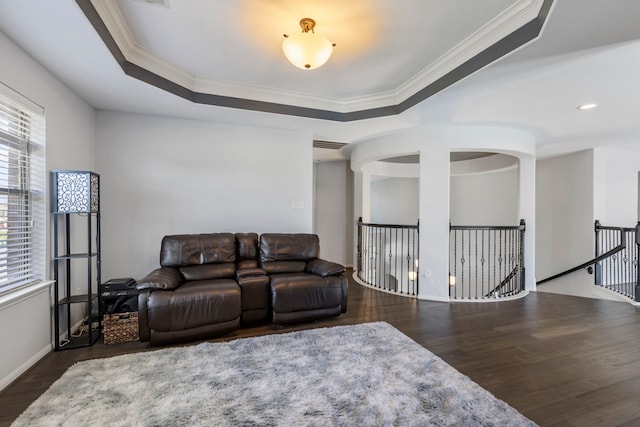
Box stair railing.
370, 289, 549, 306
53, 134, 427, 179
593, 221, 639, 301
536, 222, 628, 286
449, 220, 526, 300
356, 218, 419, 297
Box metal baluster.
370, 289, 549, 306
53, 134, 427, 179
475, 229, 478, 299
512, 228, 516, 293
414, 223, 418, 296
378, 227, 382, 290
605, 229, 610, 288
383, 227, 387, 290
512, 228, 517, 294
363, 225, 367, 284
609, 232, 618, 285
499, 228, 502, 295
594, 221, 600, 286
460, 230, 463, 299
636, 221, 640, 301
452, 228, 457, 299
363, 224, 367, 284
468, 229, 472, 299
489, 231, 497, 298
385, 226, 389, 291
369, 225, 373, 286
394, 227, 398, 293
375, 226, 379, 289
368, 226, 373, 286
481, 230, 486, 297
625, 230, 630, 296
519, 220, 525, 292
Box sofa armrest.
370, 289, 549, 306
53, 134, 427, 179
137, 290, 150, 342
236, 268, 267, 279
306, 259, 345, 277
136, 267, 182, 291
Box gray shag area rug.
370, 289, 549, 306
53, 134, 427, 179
13, 322, 536, 426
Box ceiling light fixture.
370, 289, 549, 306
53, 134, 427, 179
282, 18, 335, 70
577, 103, 598, 110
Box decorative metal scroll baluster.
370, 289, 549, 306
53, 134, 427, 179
449, 221, 526, 300
594, 221, 638, 300
357, 218, 419, 297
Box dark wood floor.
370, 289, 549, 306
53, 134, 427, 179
2, 272, 640, 426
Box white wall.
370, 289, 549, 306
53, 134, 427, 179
95, 111, 313, 280
593, 147, 640, 225
535, 150, 597, 297
314, 160, 354, 266
370, 177, 419, 225
450, 168, 519, 225
0, 30, 96, 390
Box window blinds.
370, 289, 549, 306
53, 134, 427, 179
0, 83, 45, 294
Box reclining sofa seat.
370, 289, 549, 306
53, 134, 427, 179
137, 233, 242, 345
260, 233, 348, 324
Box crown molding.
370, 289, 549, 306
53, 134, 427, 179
394, 0, 545, 104
81, 0, 553, 121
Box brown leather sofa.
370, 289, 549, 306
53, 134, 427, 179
136, 232, 347, 345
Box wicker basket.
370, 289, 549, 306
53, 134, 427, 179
103, 312, 139, 344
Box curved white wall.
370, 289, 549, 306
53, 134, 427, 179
370, 177, 419, 225
450, 168, 519, 226
351, 126, 535, 171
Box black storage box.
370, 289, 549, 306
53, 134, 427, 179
100, 278, 138, 316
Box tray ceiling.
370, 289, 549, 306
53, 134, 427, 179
81, 0, 551, 120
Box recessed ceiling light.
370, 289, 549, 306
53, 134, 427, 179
577, 103, 598, 110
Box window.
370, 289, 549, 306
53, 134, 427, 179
0, 83, 45, 295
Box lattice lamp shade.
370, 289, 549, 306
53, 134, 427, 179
52, 170, 100, 213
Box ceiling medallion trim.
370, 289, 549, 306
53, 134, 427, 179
79, 0, 554, 122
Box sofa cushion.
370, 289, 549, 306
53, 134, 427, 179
160, 233, 236, 267
237, 274, 270, 311
179, 263, 236, 281
261, 260, 307, 275
236, 233, 258, 260
237, 259, 259, 269
259, 234, 319, 262
270, 273, 343, 313
147, 279, 240, 332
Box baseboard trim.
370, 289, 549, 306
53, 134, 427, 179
0, 344, 51, 392
418, 295, 451, 303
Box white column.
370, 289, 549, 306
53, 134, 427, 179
352, 170, 372, 271
518, 156, 536, 290
361, 171, 371, 222
418, 143, 450, 301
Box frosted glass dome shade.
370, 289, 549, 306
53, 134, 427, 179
282, 18, 334, 70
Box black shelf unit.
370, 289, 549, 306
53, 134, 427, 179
52, 171, 101, 351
